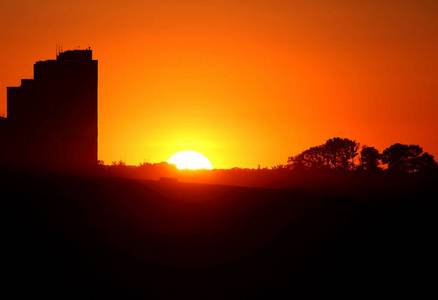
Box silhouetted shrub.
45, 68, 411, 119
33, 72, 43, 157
111, 160, 126, 167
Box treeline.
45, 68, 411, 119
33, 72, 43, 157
285, 137, 437, 173
98, 137, 437, 189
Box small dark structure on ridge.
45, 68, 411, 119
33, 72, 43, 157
0, 49, 98, 171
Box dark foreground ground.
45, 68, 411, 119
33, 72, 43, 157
1, 169, 436, 298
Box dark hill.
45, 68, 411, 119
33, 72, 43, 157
1, 169, 436, 298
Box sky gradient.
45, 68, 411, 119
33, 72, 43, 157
1, 0, 437, 168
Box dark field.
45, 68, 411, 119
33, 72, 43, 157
1, 170, 436, 298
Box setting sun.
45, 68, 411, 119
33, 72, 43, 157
167, 151, 213, 170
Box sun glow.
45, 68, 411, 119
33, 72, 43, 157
167, 151, 213, 170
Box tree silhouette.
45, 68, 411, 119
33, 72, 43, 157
287, 145, 326, 170
381, 143, 436, 172
359, 146, 381, 171
288, 137, 360, 171
417, 152, 438, 170
324, 137, 360, 170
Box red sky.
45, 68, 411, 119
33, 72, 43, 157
1, 0, 437, 168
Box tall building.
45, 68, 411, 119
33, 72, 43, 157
0, 49, 98, 171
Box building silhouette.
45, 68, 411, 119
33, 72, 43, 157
0, 49, 98, 171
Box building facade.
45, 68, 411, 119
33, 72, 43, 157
0, 49, 98, 171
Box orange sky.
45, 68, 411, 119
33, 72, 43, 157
1, 0, 437, 168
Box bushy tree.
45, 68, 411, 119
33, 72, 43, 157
381, 143, 436, 172
287, 145, 326, 170
359, 146, 381, 171
287, 137, 360, 171
417, 153, 438, 170
324, 137, 360, 170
